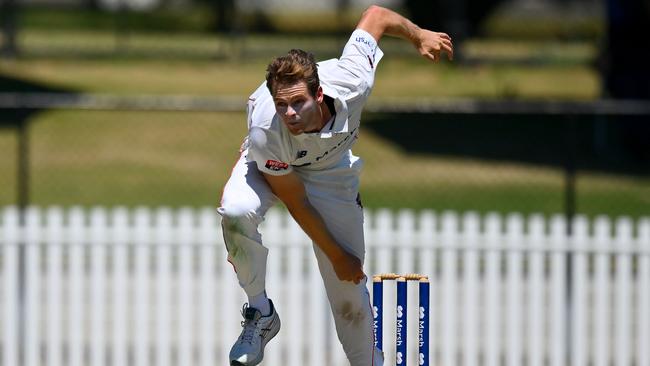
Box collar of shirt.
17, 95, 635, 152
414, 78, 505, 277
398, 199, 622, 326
318, 83, 349, 137
293, 114, 337, 142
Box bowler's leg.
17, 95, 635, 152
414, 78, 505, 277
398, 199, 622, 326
218, 151, 277, 297
308, 194, 383, 366
220, 152, 283, 365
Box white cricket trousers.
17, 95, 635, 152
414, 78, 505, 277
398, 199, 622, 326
218, 149, 383, 366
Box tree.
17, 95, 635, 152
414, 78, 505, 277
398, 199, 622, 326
603, 0, 650, 99
1, 0, 18, 57
404, 0, 504, 43
602, 0, 650, 161
214, 0, 235, 32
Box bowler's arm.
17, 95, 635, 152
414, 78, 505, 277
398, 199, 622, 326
262, 171, 365, 284
357, 5, 453, 62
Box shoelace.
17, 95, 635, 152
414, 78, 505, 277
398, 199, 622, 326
240, 320, 259, 344
239, 304, 260, 344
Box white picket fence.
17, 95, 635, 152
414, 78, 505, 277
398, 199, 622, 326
0, 206, 649, 366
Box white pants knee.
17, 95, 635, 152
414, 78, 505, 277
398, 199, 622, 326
218, 150, 382, 366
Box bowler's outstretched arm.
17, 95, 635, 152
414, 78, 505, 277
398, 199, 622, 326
262, 171, 365, 284
356, 5, 454, 62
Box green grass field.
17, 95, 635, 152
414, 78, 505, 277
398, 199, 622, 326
0, 108, 646, 217
0, 28, 647, 218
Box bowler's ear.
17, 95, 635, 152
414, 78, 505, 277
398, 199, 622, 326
316, 86, 324, 103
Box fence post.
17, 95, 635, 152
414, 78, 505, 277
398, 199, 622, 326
614, 217, 633, 366
2, 207, 19, 366
506, 213, 524, 366
155, 208, 173, 366
89, 207, 107, 366
261, 209, 282, 365
375, 209, 394, 275
111, 207, 129, 366
462, 212, 479, 366
68, 207, 86, 366
24, 208, 41, 366
528, 214, 545, 366
46, 207, 63, 366
198, 208, 217, 366
484, 213, 501, 366
440, 211, 458, 366
397, 209, 416, 276
133, 207, 152, 366
417, 209, 436, 361
549, 215, 567, 366
177, 208, 195, 366
286, 215, 305, 366
594, 216, 611, 366
638, 219, 650, 366
571, 216, 589, 366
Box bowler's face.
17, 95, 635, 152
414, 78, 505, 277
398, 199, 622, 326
273, 81, 322, 135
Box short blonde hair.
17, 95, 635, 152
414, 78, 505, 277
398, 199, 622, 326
266, 49, 320, 97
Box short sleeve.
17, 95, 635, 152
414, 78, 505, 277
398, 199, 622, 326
247, 126, 293, 176
337, 29, 385, 93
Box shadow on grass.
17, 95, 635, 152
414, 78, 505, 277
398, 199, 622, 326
0, 74, 77, 207
0, 74, 76, 129
363, 112, 650, 177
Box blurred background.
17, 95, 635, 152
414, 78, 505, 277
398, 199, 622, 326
1, 0, 648, 217
1, 2, 649, 366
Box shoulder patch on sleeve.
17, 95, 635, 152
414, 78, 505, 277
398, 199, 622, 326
354, 34, 376, 49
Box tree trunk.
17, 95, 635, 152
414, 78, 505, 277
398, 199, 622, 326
215, 0, 235, 32
1, 0, 18, 57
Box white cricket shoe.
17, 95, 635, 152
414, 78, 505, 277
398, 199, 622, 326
229, 300, 281, 366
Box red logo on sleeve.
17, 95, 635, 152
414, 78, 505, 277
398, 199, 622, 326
265, 160, 289, 171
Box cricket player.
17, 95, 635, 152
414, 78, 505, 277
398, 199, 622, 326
218, 5, 453, 365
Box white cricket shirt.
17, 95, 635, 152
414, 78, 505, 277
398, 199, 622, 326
244, 29, 384, 176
